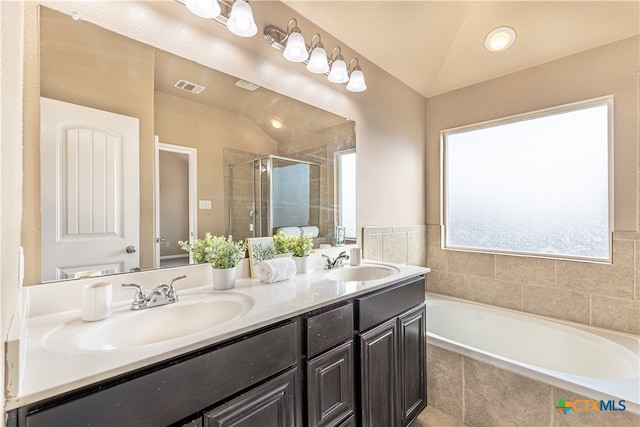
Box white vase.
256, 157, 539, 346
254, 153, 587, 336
212, 266, 237, 290
293, 256, 310, 274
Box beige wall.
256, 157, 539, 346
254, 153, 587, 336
425, 37, 640, 335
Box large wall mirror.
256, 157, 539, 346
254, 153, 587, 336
25, 6, 356, 284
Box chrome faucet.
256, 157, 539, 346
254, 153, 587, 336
323, 251, 350, 270
122, 275, 186, 310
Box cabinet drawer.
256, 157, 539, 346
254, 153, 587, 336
356, 276, 424, 331
23, 321, 299, 427
307, 303, 353, 358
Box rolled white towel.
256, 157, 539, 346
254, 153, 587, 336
257, 257, 297, 283
299, 226, 319, 238
276, 227, 302, 237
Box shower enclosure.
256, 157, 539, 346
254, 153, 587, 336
229, 155, 321, 241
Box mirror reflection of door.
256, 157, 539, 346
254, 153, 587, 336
154, 139, 197, 268
40, 97, 140, 281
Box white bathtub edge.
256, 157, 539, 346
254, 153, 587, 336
425, 293, 640, 415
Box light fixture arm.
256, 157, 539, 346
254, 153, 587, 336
329, 46, 344, 64
309, 33, 323, 51
282, 18, 301, 42
348, 57, 361, 72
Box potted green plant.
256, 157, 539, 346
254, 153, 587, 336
273, 230, 314, 273
179, 233, 246, 289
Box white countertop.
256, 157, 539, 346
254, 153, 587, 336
7, 259, 429, 410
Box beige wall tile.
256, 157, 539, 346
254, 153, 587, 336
468, 276, 522, 310
556, 240, 634, 299
448, 251, 495, 278
362, 226, 393, 235
408, 230, 428, 266
522, 285, 590, 324
464, 357, 552, 427
426, 345, 464, 421
392, 225, 417, 232
383, 232, 408, 264
427, 270, 468, 299
496, 255, 555, 287
551, 387, 640, 426
591, 295, 640, 335
362, 233, 383, 261
426, 227, 448, 271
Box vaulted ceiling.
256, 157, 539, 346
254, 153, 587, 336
284, 1, 640, 97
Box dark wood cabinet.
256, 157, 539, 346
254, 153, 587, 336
307, 341, 354, 427
306, 302, 355, 427
203, 368, 298, 427
359, 318, 400, 427
356, 276, 426, 427
399, 304, 426, 425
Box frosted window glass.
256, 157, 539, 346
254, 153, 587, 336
338, 151, 357, 239
443, 100, 611, 261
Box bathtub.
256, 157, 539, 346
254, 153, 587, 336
425, 294, 640, 414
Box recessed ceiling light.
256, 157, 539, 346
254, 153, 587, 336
485, 26, 516, 52
270, 118, 284, 129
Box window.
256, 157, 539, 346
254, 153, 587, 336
441, 97, 612, 263
336, 150, 357, 240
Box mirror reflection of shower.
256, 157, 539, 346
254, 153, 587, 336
230, 156, 321, 241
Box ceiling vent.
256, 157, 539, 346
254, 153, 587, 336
173, 79, 206, 94
235, 79, 261, 91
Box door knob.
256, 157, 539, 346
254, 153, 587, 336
126, 245, 137, 254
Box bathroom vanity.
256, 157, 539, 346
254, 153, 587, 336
6, 261, 428, 427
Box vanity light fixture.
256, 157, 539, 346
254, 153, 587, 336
346, 58, 367, 92
328, 47, 349, 84
185, 0, 221, 19
178, 0, 257, 37
226, 0, 257, 37
263, 19, 368, 92
282, 19, 309, 62
485, 26, 516, 52
306, 34, 330, 74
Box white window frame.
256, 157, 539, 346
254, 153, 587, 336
335, 149, 357, 240
440, 96, 614, 263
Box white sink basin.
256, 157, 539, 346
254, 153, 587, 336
325, 264, 400, 282
43, 292, 254, 352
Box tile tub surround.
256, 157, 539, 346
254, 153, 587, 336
362, 225, 428, 267
427, 345, 640, 427
425, 225, 640, 335
7, 256, 429, 409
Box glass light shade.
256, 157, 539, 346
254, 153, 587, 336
283, 31, 309, 62
227, 0, 257, 37
328, 59, 348, 83
346, 69, 367, 92
185, 0, 221, 18
306, 47, 329, 73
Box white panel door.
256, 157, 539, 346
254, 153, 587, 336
40, 97, 140, 281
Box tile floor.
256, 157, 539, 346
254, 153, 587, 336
412, 406, 467, 426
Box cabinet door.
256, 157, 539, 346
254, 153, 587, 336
307, 341, 354, 427
204, 368, 297, 427
359, 318, 400, 427
398, 304, 426, 426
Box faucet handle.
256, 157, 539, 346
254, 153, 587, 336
167, 275, 187, 299
122, 283, 145, 302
